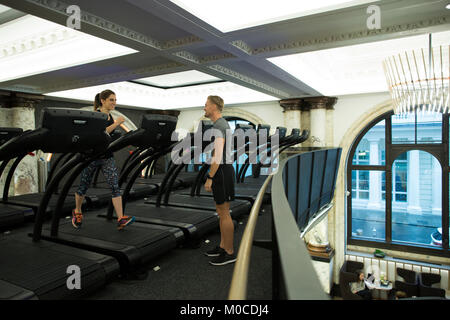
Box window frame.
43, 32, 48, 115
347, 110, 450, 257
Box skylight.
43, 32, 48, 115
0, 14, 137, 83
268, 30, 450, 96
45, 81, 277, 110
170, 0, 377, 32
135, 70, 221, 87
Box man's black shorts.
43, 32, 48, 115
212, 164, 235, 205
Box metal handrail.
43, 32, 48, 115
228, 174, 273, 300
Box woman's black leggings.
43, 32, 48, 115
76, 157, 121, 198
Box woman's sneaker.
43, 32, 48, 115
204, 246, 225, 257
72, 210, 83, 229
117, 216, 135, 230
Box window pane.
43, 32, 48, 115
391, 151, 441, 247
417, 111, 442, 144
351, 170, 385, 241
352, 120, 385, 165
392, 113, 415, 144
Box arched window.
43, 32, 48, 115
347, 110, 449, 257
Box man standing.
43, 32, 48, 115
203, 95, 236, 266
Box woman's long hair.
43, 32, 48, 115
94, 89, 115, 111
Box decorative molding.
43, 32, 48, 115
279, 97, 337, 112
0, 26, 75, 59
40, 61, 184, 93
229, 40, 253, 55
0, 91, 44, 108
200, 52, 235, 64
163, 35, 203, 50
172, 50, 200, 64
24, 0, 162, 49
208, 64, 289, 98
303, 96, 338, 110
253, 16, 450, 56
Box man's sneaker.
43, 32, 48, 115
72, 210, 83, 229
209, 251, 236, 266
117, 216, 135, 230
204, 246, 225, 257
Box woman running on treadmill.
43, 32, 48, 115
72, 89, 135, 230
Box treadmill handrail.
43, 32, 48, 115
32, 153, 83, 241
118, 150, 166, 217
2, 153, 27, 202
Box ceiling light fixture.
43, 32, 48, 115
383, 34, 449, 114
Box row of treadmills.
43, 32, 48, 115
0, 107, 308, 300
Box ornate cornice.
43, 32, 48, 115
303, 96, 338, 110
279, 96, 337, 112
0, 91, 44, 108
172, 50, 201, 64
25, 0, 162, 49
163, 35, 203, 50
279, 98, 303, 112
208, 64, 289, 98
0, 26, 75, 59
229, 40, 253, 55
253, 16, 450, 56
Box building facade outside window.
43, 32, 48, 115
347, 110, 449, 256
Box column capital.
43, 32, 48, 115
279, 98, 304, 112
279, 96, 338, 112
0, 91, 44, 108
303, 96, 338, 110
144, 109, 180, 118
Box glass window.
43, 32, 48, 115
351, 170, 386, 241
348, 111, 448, 256
392, 113, 415, 144
352, 120, 385, 165
417, 112, 442, 143
391, 151, 441, 247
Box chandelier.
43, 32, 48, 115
383, 35, 449, 115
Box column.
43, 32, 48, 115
279, 98, 302, 139
431, 156, 442, 215
302, 97, 337, 259
367, 138, 382, 209
10, 94, 42, 196
406, 150, 421, 214
304, 97, 337, 148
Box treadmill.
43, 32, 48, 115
0, 127, 34, 229
142, 121, 253, 219
36, 114, 184, 274
0, 108, 121, 300
98, 120, 221, 242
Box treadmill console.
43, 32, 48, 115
40, 108, 111, 154
139, 114, 177, 148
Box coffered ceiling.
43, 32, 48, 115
0, 0, 449, 109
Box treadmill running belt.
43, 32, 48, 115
41, 217, 182, 272
99, 201, 219, 239
144, 194, 251, 219
0, 233, 119, 300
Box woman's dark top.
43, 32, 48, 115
99, 110, 115, 159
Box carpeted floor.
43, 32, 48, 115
83, 202, 273, 300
